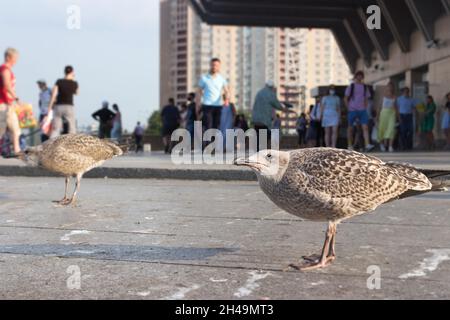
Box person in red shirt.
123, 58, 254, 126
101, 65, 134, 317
0, 48, 21, 155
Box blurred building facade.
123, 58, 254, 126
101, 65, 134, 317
190, 0, 450, 139
160, 0, 351, 112
160, 0, 238, 106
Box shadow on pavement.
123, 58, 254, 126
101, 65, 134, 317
0, 244, 236, 261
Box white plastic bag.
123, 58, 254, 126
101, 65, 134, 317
371, 126, 378, 143
41, 110, 53, 136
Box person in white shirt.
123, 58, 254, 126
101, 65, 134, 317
320, 85, 341, 148
37, 79, 51, 142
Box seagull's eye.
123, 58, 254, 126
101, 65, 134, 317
266, 154, 272, 160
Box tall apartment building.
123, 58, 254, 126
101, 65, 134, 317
160, 0, 351, 113
298, 29, 351, 102
236, 28, 351, 112
160, 0, 239, 107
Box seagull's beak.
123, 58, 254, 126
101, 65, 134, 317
15, 151, 25, 161
5, 151, 23, 159
234, 157, 261, 171
234, 157, 248, 166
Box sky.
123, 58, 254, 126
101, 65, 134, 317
0, 0, 160, 131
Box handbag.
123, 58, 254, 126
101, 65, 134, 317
14, 103, 37, 129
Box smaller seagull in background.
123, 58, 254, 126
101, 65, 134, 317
18, 134, 126, 206
235, 148, 450, 271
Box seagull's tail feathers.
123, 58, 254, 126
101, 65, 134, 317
417, 169, 450, 191
420, 169, 450, 192
419, 169, 450, 180
429, 179, 450, 192
386, 162, 432, 190
115, 137, 132, 155
391, 166, 450, 200
103, 140, 128, 156
117, 143, 129, 155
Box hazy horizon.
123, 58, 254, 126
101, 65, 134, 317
0, 0, 160, 131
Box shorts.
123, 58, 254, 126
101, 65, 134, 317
162, 125, 178, 137
50, 104, 76, 138
348, 110, 369, 126
0, 103, 21, 137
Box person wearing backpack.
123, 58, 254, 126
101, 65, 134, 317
344, 71, 375, 152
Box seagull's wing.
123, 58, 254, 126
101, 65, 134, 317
292, 148, 431, 213
41, 134, 123, 175
53, 134, 123, 162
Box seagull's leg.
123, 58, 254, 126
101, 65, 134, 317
301, 239, 328, 263
327, 223, 337, 260
66, 173, 82, 206
289, 222, 336, 271
301, 221, 336, 263
300, 222, 336, 270
55, 177, 71, 205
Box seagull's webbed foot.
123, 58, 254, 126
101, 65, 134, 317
301, 251, 337, 263
65, 198, 78, 207
288, 255, 336, 271
301, 253, 322, 263
53, 198, 71, 206
286, 221, 338, 272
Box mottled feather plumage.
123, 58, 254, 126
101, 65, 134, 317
258, 148, 433, 222
38, 134, 123, 176
235, 147, 449, 270
21, 134, 124, 205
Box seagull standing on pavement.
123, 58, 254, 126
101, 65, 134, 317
235, 148, 450, 271
19, 134, 125, 205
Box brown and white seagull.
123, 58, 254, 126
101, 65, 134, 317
19, 134, 125, 206
235, 148, 450, 271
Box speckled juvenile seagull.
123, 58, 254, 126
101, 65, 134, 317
19, 134, 125, 205
235, 148, 450, 271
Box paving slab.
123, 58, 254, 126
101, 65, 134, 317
1, 177, 450, 299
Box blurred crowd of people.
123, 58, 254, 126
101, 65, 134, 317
91, 101, 122, 140
160, 58, 251, 154
2, 47, 450, 158
0, 46, 130, 158
295, 70, 450, 152
159, 60, 450, 154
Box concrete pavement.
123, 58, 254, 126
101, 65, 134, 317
1, 177, 450, 299
0, 151, 449, 181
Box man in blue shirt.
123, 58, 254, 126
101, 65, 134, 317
397, 87, 417, 150
196, 58, 229, 131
